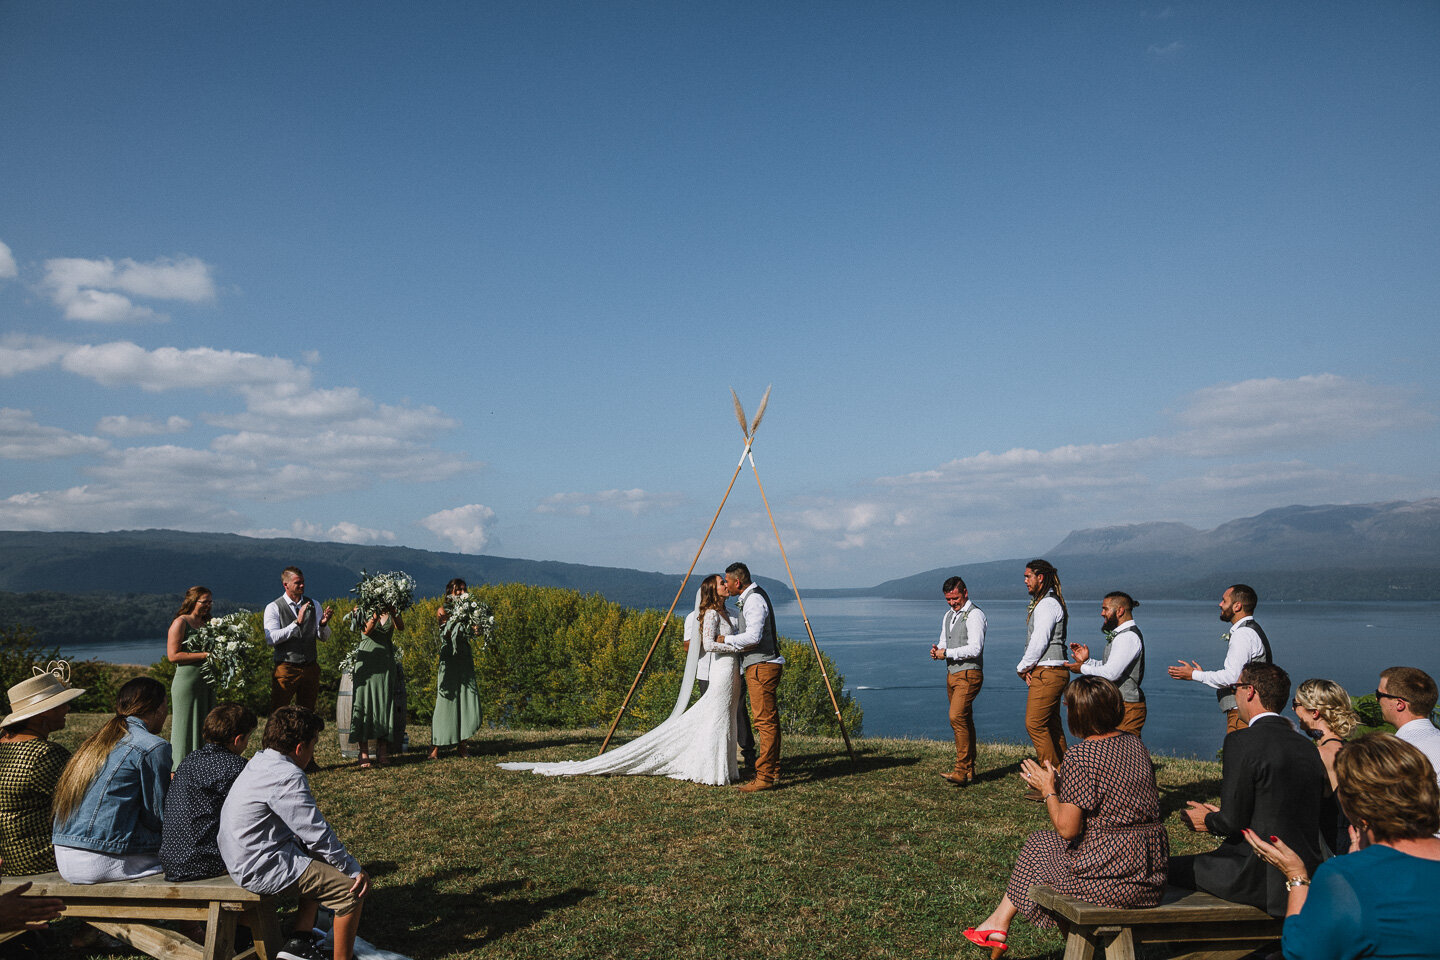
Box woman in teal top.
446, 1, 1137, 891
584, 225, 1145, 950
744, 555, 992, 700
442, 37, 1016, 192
430, 578, 483, 760
1245, 732, 1440, 959
165, 586, 214, 764
352, 606, 404, 768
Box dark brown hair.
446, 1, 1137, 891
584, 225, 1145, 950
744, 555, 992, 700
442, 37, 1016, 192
1380, 666, 1438, 718
203, 703, 258, 745
1064, 676, 1124, 739
1238, 662, 1290, 714
263, 705, 324, 754
175, 585, 212, 618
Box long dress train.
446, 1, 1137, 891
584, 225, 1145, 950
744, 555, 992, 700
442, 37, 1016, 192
499, 610, 739, 785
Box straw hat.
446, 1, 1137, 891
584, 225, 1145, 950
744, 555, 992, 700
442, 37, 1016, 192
2, 661, 86, 728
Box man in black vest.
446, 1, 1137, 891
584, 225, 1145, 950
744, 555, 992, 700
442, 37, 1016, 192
724, 562, 784, 792
1170, 662, 1329, 916
262, 566, 332, 714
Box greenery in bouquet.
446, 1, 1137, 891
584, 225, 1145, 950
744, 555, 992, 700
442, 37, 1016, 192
441, 592, 495, 651
183, 611, 256, 693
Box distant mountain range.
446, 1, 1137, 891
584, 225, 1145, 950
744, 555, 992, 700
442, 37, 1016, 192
826, 499, 1440, 602
1, 499, 1438, 621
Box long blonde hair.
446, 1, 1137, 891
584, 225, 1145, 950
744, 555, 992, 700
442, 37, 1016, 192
1296, 677, 1360, 739
52, 677, 166, 826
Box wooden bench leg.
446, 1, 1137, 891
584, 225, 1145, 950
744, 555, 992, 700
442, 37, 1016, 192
243, 902, 284, 960
1097, 926, 1136, 960
203, 901, 240, 960
90, 919, 202, 960
1062, 926, 1099, 960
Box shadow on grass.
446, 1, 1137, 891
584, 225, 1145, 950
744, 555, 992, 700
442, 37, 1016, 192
780, 746, 921, 784
973, 760, 1023, 786
365, 869, 595, 958
1159, 775, 1225, 819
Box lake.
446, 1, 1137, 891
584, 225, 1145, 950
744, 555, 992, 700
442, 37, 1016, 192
55, 596, 1437, 759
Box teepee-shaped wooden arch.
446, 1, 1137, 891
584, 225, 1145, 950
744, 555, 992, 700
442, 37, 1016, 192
598, 387, 856, 763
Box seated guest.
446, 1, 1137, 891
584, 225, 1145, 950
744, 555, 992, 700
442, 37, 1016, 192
0, 663, 85, 875
159, 703, 257, 881
1243, 733, 1440, 959
1378, 666, 1440, 789
1293, 677, 1360, 853
220, 706, 369, 960
962, 676, 1168, 956
51, 677, 171, 883
1171, 663, 1330, 916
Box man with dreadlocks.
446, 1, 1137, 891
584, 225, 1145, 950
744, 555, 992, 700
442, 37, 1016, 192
1015, 559, 1068, 800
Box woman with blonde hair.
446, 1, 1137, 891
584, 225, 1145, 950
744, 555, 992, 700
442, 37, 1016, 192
1293, 677, 1361, 853
166, 585, 214, 764
51, 677, 171, 883
1245, 733, 1440, 959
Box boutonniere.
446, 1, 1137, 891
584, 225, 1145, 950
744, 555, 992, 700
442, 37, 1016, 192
1103, 629, 1117, 642
1220, 631, 1231, 643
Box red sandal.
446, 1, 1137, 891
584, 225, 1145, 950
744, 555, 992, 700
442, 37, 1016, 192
962, 928, 1008, 958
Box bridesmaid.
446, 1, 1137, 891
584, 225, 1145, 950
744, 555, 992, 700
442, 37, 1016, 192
166, 586, 214, 764
430, 578, 483, 760
353, 604, 404, 769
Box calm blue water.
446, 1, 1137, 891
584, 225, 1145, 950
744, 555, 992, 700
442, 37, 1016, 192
56, 597, 1438, 759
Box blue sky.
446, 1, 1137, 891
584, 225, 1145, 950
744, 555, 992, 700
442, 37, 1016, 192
2, 2, 1437, 587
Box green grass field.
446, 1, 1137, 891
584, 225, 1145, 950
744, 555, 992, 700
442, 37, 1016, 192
36, 716, 1225, 960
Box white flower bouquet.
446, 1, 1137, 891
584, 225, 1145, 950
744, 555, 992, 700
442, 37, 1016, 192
183, 611, 255, 692
441, 593, 495, 651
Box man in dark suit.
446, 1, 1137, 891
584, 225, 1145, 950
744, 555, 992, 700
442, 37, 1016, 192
1169, 662, 1329, 916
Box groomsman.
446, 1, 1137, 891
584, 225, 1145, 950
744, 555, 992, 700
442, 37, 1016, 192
1016, 559, 1068, 799
1068, 591, 1146, 736
1168, 584, 1271, 734
263, 566, 332, 714
931, 576, 985, 786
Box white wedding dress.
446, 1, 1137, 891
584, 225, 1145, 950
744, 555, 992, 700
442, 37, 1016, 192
499, 609, 740, 785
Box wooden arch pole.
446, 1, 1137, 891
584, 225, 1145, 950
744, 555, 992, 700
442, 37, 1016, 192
597, 436, 752, 755
745, 447, 857, 763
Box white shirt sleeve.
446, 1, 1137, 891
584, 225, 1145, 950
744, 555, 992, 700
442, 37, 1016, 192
1016, 597, 1063, 672
1080, 628, 1140, 682
1191, 622, 1260, 689
724, 588, 769, 652
945, 607, 985, 661
262, 601, 291, 648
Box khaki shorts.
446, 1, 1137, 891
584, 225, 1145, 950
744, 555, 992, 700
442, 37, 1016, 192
283, 859, 362, 917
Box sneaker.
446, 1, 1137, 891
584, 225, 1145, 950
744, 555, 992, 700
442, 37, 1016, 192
277, 934, 327, 960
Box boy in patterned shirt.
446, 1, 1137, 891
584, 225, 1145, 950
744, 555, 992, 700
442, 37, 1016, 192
159, 704, 257, 881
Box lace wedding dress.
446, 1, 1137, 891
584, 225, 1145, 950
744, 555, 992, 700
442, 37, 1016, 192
499, 609, 740, 785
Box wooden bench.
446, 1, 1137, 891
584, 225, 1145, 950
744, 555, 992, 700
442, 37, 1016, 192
1030, 884, 1282, 960
0, 872, 281, 960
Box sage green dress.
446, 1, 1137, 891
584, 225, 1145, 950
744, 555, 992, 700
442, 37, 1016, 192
432, 624, 482, 746
170, 622, 216, 764
351, 616, 399, 741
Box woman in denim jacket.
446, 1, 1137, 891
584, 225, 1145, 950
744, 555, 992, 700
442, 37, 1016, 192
51, 677, 171, 883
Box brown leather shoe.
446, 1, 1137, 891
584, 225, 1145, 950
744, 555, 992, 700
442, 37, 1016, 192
940, 772, 971, 787
737, 779, 776, 793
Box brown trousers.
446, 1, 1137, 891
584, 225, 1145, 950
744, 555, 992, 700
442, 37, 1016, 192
1120, 700, 1147, 738
271, 660, 321, 713
1024, 666, 1068, 766
1224, 708, 1244, 734
945, 670, 983, 778
745, 662, 783, 783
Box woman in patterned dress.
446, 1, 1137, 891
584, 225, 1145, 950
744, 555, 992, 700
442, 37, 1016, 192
0, 663, 85, 875
429, 578, 482, 760
165, 586, 215, 764
963, 676, 1168, 956
352, 604, 404, 768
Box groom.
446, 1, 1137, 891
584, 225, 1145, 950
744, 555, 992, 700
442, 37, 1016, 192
724, 562, 784, 792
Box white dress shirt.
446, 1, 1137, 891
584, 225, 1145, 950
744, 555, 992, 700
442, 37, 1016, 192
1396, 717, 1440, 790
1079, 621, 1142, 682
936, 602, 986, 661
709, 585, 785, 664
262, 596, 332, 647
1191, 615, 1265, 689
1016, 595, 1066, 672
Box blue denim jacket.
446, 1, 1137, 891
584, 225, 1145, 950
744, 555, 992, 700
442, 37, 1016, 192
52, 716, 172, 855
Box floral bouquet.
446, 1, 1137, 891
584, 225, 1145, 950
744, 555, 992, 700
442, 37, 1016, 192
344, 570, 416, 631
183, 611, 255, 692
441, 593, 495, 651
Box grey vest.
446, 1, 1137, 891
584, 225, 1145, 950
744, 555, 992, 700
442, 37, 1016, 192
1028, 591, 1068, 662
272, 595, 319, 665
943, 606, 982, 674
738, 585, 781, 671
1217, 617, 1272, 711
1103, 622, 1145, 703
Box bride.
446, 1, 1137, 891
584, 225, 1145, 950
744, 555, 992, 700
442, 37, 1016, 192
498, 574, 741, 785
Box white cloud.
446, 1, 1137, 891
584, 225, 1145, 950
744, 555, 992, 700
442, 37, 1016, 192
421, 504, 496, 553
0, 409, 110, 461
242, 520, 397, 545
0, 334, 72, 377
0, 240, 16, 280
536, 488, 683, 517
41, 255, 216, 323
60, 342, 308, 392
1146, 41, 1183, 60
95, 414, 191, 437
